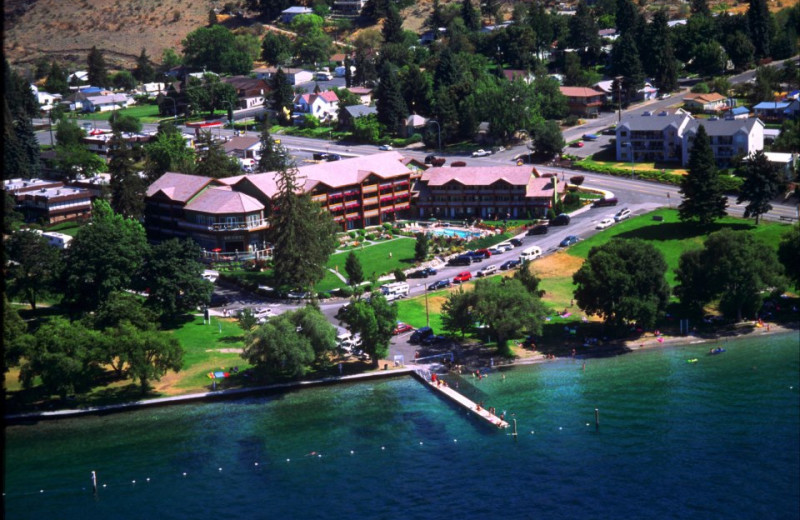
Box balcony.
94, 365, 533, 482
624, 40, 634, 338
311, 194, 327, 203
362, 196, 378, 206
179, 218, 270, 232
362, 184, 378, 194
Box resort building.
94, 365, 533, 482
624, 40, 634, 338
4, 178, 93, 224
144, 152, 425, 252
415, 167, 566, 220
681, 117, 764, 167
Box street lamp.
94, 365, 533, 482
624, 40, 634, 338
427, 119, 441, 152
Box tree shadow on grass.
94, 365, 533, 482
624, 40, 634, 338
218, 334, 245, 344
613, 221, 753, 242
160, 313, 197, 330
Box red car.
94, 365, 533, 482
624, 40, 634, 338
453, 271, 472, 283
393, 322, 414, 335
571, 141, 584, 148
475, 248, 492, 257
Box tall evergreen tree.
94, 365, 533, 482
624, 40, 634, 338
257, 121, 289, 172
271, 68, 295, 126
194, 132, 241, 178
615, 0, 641, 36
611, 32, 644, 103
433, 48, 460, 91
461, 0, 481, 32
268, 162, 338, 290
87, 46, 108, 87
679, 125, 728, 226
133, 48, 155, 83
736, 150, 785, 224
375, 62, 408, 136
568, 1, 601, 64
428, 0, 446, 30
382, 4, 404, 44
44, 60, 69, 95
344, 251, 364, 287
647, 10, 678, 93
399, 66, 433, 116
691, 0, 711, 17
747, 0, 772, 60
108, 133, 145, 219
528, 2, 554, 60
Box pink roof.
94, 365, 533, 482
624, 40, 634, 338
300, 90, 339, 105
146, 172, 214, 202
348, 87, 372, 95
559, 86, 605, 98
421, 166, 562, 198
184, 187, 264, 214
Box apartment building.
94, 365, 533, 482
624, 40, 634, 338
4, 178, 93, 224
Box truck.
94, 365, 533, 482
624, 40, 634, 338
380, 281, 409, 301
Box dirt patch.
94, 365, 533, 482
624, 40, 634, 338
530, 251, 584, 279
207, 348, 244, 354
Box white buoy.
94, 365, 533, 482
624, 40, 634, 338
419, 441, 423, 445
453, 439, 457, 443
559, 427, 563, 430
182, 472, 187, 477
132, 480, 136, 484
350, 450, 354, 455
381, 446, 385, 450
146, 478, 150, 482
254, 462, 259, 466
318, 454, 322, 458
103, 484, 107, 488
286, 458, 290, 462
40, 490, 44, 493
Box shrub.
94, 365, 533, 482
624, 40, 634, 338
338, 286, 353, 297
365, 233, 376, 240
393, 268, 407, 281
382, 222, 392, 230
691, 82, 710, 94
349, 231, 357, 238
563, 115, 581, 126
570, 175, 585, 185
564, 192, 581, 205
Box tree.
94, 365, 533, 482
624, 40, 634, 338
108, 132, 145, 219
724, 31, 755, 71
144, 122, 196, 182
5, 230, 61, 310
92, 291, 156, 331
675, 229, 784, 321
242, 313, 315, 378
3, 295, 31, 376
691, 0, 711, 17
441, 287, 477, 337
44, 60, 69, 95
109, 112, 142, 134
679, 126, 728, 226
5, 60, 40, 121
345, 252, 364, 287
473, 278, 546, 352
341, 294, 397, 367
375, 62, 408, 136
272, 68, 295, 126
55, 143, 105, 179
4, 191, 23, 233
433, 49, 460, 91
116, 323, 183, 393
111, 70, 137, 91
612, 32, 644, 102
568, 1, 601, 64
778, 225, 800, 289
382, 5, 404, 44
616, 0, 642, 37
352, 114, 383, 143
160, 48, 182, 74
19, 317, 103, 400
530, 120, 565, 159
237, 308, 259, 332
414, 232, 429, 262
772, 119, 800, 153
647, 10, 679, 93
513, 260, 543, 296
527, 1, 555, 60
573, 239, 670, 331
133, 48, 155, 83
736, 150, 785, 224
87, 46, 108, 87
182, 25, 250, 74
691, 40, 727, 77
257, 122, 289, 172
289, 305, 338, 365
269, 162, 338, 290
138, 239, 212, 316
461, 0, 481, 32
62, 200, 149, 311
194, 131, 242, 178
747, 0, 771, 60
428, 0, 447, 30
5, 110, 41, 180
292, 14, 332, 66
261, 32, 293, 66
186, 74, 238, 118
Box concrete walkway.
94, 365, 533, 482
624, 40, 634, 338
412, 371, 509, 429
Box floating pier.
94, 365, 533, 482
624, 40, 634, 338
413, 370, 509, 429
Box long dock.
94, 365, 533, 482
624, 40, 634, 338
412, 370, 509, 429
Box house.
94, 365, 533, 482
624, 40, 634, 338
293, 90, 339, 124
502, 70, 535, 84
221, 76, 271, 109
30, 85, 62, 111
334, 0, 366, 15
559, 86, 606, 118
404, 114, 428, 137
68, 70, 89, 84
338, 104, 378, 131
416, 167, 567, 220
753, 100, 800, 122
144, 153, 420, 243
726, 106, 751, 120
746, 151, 798, 180
683, 92, 727, 113
347, 86, 373, 105
61, 91, 92, 111
598, 28, 618, 41
636, 82, 658, 101
145, 173, 269, 253
136, 82, 167, 98
82, 131, 155, 155
4, 178, 92, 224
280, 6, 313, 23
681, 118, 765, 167
593, 80, 615, 103
615, 111, 693, 164
223, 136, 262, 160
82, 94, 134, 113
251, 67, 314, 85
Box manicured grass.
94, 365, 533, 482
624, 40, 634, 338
316, 269, 348, 292
395, 297, 445, 333
73, 103, 163, 122
327, 237, 417, 278
46, 221, 82, 237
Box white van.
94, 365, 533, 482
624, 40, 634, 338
520, 245, 542, 262
238, 157, 255, 172
315, 71, 333, 81
380, 281, 409, 300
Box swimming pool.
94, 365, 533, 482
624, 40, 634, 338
428, 228, 482, 240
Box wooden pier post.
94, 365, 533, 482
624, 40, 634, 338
512, 418, 518, 441
595, 408, 599, 431
91, 470, 97, 494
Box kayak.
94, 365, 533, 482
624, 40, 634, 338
708, 348, 726, 355
687, 358, 698, 363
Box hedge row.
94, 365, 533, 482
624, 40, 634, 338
573, 160, 744, 193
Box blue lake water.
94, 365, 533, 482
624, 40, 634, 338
5, 332, 799, 519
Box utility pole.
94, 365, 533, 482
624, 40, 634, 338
615, 76, 623, 123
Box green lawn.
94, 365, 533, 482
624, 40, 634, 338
45, 221, 82, 237
327, 237, 417, 279
395, 293, 445, 332
73, 103, 163, 123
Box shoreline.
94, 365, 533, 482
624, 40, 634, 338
6, 321, 797, 424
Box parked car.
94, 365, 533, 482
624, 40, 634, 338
527, 224, 549, 235
487, 247, 503, 255
472, 149, 492, 157
500, 259, 521, 270
602, 125, 617, 135
448, 255, 472, 266
424, 154, 436, 164
477, 264, 498, 277
571, 141, 584, 148
410, 326, 434, 344
393, 322, 414, 335
411, 267, 438, 278
582, 133, 598, 141
614, 208, 632, 221
596, 218, 615, 229
453, 271, 472, 283
421, 334, 448, 346
378, 144, 393, 151
327, 153, 341, 161
312, 152, 329, 161
335, 303, 351, 319
550, 213, 571, 226
560, 235, 580, 247
592, 197, 619, 207
510, 238, 523, 247
428, 279, 452, 291
495, 243, 514, 252
431, 157, 446, 166
475, 248, 492, 257
659, 92, 671, 99
467, 251, 487, 263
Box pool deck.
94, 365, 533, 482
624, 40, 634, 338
412, 371, 509, 429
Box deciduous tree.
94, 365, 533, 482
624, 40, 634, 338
679, 125, 728, 226
473, 278, 546, 352
5, 230, 61, 310
144, 122, 196, 182
736, 150, 785, 224
778, 225, 800, 289
138, 238, 212, 316
290, 304, 338, 365
243, 313, 315, 378
292, 14, 332, 66
341, 294, 397, 367
193, 131, 242, 178
261, 32, 293, 66
441, 287, 476, 337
